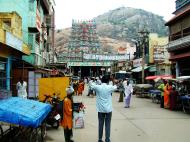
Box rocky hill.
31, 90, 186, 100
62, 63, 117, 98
55, 7, 168, 54
95, 7, 167, 41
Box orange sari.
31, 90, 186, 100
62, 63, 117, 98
164, 85, 172, 108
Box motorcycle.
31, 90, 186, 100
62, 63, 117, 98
43, 94, 61, 129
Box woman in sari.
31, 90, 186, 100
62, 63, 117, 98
164, 81, 172, 108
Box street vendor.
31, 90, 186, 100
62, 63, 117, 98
61, 86, 74, 142
16, 77, 27, 99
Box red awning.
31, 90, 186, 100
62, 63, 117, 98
145, 75, 159, 80
145, 75, 173, 80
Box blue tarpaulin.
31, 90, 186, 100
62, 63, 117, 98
0, 97, 51, 128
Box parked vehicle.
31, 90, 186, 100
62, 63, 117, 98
43, 94, 61, 129
112, 71, 134, 91
113, 71, 132, 82
133, 84, 153, 97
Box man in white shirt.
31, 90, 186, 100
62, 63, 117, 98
123, 79, 133, 108
16, 77, 27, 99
90, 75, 117, 142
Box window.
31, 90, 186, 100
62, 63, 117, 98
3, 19, 11, 27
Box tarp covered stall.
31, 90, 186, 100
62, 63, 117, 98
0, 97, 51, 128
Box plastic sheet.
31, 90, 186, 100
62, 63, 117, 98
73, 111, 84, 129
0, 97, 51, 128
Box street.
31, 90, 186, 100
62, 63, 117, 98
46, 86, 190, 142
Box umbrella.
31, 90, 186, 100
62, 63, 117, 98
145, 75, 159, 80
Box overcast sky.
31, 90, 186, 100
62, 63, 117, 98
54, 0, 176, 29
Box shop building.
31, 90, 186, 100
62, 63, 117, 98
0, 12, 30, 91
0, 0, 56, 97
165, 0, 190, 76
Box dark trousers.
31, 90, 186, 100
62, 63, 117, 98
160, 96, 164, 108
118, 91, 124, 102
64, 128, 73, 142
98, 112, 112, 142
170, 94, 177, 110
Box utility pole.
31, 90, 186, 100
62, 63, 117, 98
139, 29, 149, 84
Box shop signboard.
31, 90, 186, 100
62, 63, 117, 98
83, 53, 130, 61
6, 31, 22, 52
67, 62, 111, 67
153, 46, 165, 62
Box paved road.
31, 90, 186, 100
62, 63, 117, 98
47, 86, 190, 142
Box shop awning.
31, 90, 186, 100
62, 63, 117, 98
145, 75, 173, 80
131, 66, 149, 72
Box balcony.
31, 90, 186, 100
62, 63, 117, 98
0, 29, 31, 55
167, 35, 190, 51
28, 34, 40, 54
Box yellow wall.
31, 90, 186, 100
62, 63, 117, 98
0, 12, 30, 55
0, 12, 22, 38
149, 33, 168, 63
38, 77, 70, 101
0, 29, 5, 43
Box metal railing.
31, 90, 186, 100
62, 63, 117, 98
168, 35, 190, 50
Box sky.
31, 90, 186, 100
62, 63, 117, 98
54, 0, 176, 29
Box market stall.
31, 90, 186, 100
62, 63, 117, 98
177, 76, 190, 112
0, 97, 51, 141
134, 84, 153, 97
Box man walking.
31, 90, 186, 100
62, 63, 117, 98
123, 80, 133, 108
90, 75, 117, 142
